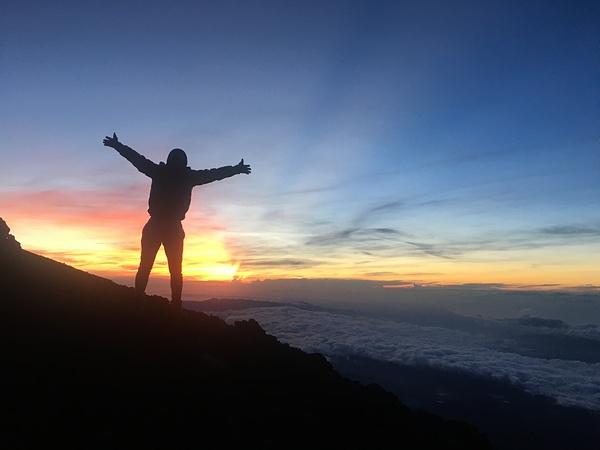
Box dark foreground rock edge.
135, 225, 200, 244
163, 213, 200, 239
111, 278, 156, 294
0, 247, 492, 449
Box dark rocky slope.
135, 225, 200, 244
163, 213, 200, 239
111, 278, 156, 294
0, 242, 492, 449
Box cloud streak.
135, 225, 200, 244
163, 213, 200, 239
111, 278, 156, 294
540, 225, 600, 237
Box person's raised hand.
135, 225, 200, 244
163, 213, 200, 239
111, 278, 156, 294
103, 132, 120, 148
237, 158, 251, 174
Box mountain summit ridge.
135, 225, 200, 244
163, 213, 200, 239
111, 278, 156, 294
0, 239, 491, 448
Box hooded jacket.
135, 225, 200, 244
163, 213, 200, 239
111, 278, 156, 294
114, 143, 241, 221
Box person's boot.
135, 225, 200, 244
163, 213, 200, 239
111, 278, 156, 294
170, 299, 182, 310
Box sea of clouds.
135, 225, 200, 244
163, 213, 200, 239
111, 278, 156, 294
213, 305, 600, 411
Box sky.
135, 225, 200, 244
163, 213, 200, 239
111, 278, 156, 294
1, 0, 599, 291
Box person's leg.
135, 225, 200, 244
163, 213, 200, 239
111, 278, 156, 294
135, 219, 162, 297
163, 222, 185, 308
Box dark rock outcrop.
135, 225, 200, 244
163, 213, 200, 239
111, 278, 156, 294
0, 217, 20, 251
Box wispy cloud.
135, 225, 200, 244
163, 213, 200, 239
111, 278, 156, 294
404, 241, 453, 259
540, 225, 600, 237
355, 201, 404, 223
240, 258, 324, 268
304, 200, 407, 249
305, 228, 360, 247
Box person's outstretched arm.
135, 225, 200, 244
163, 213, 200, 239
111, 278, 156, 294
103, 133, 158, 177
192, 159, 251, 186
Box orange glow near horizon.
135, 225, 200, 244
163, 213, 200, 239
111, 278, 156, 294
3, 191, 599, 292
2, 189, 245, 282
16, 225, 598, 291
16, 221, 242, 282
13, 222, 599, 291
21, 243, 600, 292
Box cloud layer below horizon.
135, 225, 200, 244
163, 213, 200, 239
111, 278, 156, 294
215, 305, 600, 412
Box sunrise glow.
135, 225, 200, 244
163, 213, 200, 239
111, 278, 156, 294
6, 206, 598, 291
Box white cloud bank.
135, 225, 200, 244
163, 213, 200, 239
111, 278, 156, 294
215, 306, 600, 411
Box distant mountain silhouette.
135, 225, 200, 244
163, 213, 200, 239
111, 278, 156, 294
190, 297, 291, 311
186, 297, 334, 313
0, 241, 492, 448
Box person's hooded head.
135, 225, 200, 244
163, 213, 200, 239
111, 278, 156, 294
166, 148, 188, 169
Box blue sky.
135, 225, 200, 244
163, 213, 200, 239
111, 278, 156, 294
1, 0, 599, 288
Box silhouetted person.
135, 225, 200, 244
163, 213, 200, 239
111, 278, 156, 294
103, 133, 251, 309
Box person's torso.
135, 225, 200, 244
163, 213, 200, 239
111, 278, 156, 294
147, 165, 195, 221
